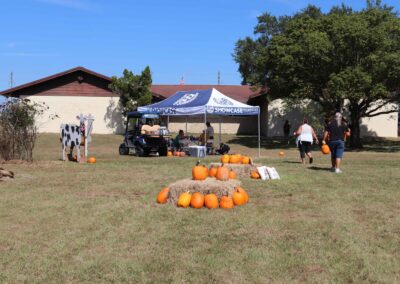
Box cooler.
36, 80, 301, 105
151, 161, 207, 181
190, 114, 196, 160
186, 145, 206, 158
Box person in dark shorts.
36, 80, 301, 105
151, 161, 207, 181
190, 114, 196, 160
283, 120, 291, 144
293, 118, 319, 164
323, 112, 351, 173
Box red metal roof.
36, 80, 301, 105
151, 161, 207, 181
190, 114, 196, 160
0, 66, 112, 96
0, 67, 264, 102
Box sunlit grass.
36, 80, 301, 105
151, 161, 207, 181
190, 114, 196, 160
0, 134, 399, 283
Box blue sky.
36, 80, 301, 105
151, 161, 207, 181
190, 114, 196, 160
0, 0, 399, 93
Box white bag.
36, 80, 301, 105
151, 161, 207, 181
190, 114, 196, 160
256, 166, 270, 180
266, 167, 280, 180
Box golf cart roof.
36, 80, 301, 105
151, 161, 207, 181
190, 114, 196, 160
127, 111, 159, 119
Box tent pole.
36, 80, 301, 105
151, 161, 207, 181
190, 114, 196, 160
204, 112, 207, 146
167, 115, 169, 128
258, 109, 261, 158
219, 117, 221, 146
185, 116, 188, 134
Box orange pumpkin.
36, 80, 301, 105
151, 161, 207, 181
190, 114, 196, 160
278, 151, 285, 156
173, 151, 179, 156
190, 192, 205, 209
236, 186, 249, 203
229, 154, 241, 164
216, 164, 230, 181
321, 144, 330, 155
87, 157, 96, 164
220, 195, 234, 209
177, 192, 192, 208
157, 187, 169, 204
209, 166, 218, 178
204, 192, 219, 209
221, 154, 230, 164
179, 152, 186, 157
192, 161, 208, 180
167, 151, 173, 157
229, 170, 237, 179
250, 170, 260, 179
232, 188, 246, 206
241, 156, 250, 164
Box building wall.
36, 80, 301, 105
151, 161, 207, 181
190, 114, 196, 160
21, 95, 124, 134
360, 107, 398, 137
23, 95, 258, 135
267, 99, 399, 138
166, 116, 258, 135
21, 95, 398, 137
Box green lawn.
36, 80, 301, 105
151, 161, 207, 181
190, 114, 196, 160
0, 134, 399, 283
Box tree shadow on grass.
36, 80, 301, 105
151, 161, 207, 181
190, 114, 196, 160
226, 136, 297, 150
226, 136, 400, 153
347, 137, 400, 153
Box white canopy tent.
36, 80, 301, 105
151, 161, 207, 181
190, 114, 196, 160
138, 88, 261, 156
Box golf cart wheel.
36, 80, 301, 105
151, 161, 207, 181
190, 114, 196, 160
119, 144, 129, 155
135, 145, 145, 157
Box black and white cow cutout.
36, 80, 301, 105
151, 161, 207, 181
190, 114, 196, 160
60, 114, 94, 162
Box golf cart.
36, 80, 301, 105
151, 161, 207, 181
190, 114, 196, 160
119, 112, 170, 157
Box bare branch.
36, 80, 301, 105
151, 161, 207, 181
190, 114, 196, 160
365, 109, 398, 117
364, 101, 396, 116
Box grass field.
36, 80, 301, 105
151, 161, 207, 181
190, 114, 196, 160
1, 134, 399, 283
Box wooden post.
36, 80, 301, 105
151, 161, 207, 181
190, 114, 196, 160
84, 114, 95, 162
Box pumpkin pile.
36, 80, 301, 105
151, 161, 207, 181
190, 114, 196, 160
208, 163, 237, 181
221, 154, 251, 165
157, 186, 249, 209
209, 162, 259, 179
156, 161, 251, 209
168, 151, 186, 157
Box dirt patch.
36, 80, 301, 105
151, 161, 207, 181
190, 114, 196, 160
167, 177, 241, 204
1, 160, 30, 165
209, 162, 260, 178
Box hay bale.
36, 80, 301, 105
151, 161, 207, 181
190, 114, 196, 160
209, 163, 260, 178
167, 178, 241, 205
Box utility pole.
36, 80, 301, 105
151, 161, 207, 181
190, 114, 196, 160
9, 72, 15, 88
217, 71, 220, 85
179, 75, 185, 85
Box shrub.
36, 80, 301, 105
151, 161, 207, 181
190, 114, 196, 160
0, 99, 52, 161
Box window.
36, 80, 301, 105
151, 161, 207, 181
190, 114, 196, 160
127, 117, 138, 132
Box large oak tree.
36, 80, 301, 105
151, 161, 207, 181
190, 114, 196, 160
234, 1, 400, 147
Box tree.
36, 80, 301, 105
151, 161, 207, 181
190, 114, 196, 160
109, 66, 153, 115
234, 1, 400, 147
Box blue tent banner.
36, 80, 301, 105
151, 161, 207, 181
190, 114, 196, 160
138, 88, 259, 116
